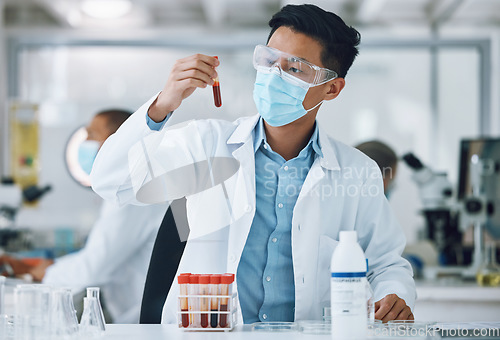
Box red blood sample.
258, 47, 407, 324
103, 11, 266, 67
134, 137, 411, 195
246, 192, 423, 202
199, 275, 211, 328
213, 56, 222, 107
219, 274, 234, 328
178, 274, 190, 328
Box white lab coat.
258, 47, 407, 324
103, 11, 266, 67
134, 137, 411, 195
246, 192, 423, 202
91, 95, 416, 324
43, 199, 167, 323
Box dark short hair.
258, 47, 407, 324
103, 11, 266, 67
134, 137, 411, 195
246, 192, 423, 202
356, 140, 398, 176
96, 109, 131, 134
267, 4, 360, 78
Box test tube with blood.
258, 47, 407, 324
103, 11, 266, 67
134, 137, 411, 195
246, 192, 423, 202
178, 275, 190, 328
219, 273, 234, 328
199, 275, 211, 328
189, 274, 200, 327
212, 56, 222, 107
210, 274, 221, 328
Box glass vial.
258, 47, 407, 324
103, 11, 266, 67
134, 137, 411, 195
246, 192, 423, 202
476, 242, 500, 287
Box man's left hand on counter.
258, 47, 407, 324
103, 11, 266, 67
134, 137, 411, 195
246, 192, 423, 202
375, 294, 414, 323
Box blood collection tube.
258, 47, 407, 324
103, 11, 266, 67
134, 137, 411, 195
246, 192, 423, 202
219, 273, 234, 328
178, 275, 190, 328
210, 274, 221, 328
199, 275, 210, 328
189, 274, 200, 327
212, 56, 222, 107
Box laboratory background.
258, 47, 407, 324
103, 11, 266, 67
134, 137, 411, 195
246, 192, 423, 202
1, 0, 500, 327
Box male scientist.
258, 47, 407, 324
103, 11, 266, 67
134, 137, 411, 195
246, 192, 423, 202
2, 109, 167, 323
91, 4, 416, 324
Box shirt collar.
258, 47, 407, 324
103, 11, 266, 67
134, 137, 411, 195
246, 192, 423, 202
253, 117, 323, 159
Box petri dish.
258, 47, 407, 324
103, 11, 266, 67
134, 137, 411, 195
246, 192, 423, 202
252, 322, 298, 332
299, 320, 331, 334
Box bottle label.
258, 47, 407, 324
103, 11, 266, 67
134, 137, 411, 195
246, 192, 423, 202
330, 275, 367, 316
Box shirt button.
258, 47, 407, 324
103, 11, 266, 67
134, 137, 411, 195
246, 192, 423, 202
263, 144, 268, 150
244, 204, 252, 213
278, 203, 283, 208
266, 276, 271, 282
271, 237, 277, 243
284, 165, 289, 171
229, 254, 236, 263
262, 314, 268, 320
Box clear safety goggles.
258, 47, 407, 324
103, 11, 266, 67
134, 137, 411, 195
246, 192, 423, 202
253, 44, 338, 87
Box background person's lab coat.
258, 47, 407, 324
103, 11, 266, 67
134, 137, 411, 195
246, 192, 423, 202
43, 200, 167, 323
91, 95, 416, 323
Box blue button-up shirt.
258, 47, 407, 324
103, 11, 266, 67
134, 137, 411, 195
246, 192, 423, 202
146, 113, 322, 323
237, 118, 322, 323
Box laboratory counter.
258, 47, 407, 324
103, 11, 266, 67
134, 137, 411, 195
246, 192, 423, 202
414, 280, 500, 322
97, 324, 500, 339
3, 278, 500, 338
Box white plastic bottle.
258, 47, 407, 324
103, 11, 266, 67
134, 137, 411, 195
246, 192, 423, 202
330, 231, 368, 339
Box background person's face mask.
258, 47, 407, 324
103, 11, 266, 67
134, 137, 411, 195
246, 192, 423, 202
78, 140, 100, 175
253, 72, 323, 127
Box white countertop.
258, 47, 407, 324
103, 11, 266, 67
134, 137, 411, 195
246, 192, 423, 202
100, 324, 500, 339
415, 279, 500, 302
103, 324, 298, 340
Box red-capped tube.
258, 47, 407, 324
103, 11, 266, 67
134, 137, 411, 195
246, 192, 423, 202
178, 275, 190, 327
199, 275, 211, 328
210, 275, 221, 328
219, 273, 234, 328
213, 56, 222, 107
188, 274, 200, 327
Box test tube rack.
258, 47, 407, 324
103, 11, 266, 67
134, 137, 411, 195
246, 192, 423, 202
177, 293, 237, 331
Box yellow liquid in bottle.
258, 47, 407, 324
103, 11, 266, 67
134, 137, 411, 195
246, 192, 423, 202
9, 103, 39, 206
476, 272, 500, 287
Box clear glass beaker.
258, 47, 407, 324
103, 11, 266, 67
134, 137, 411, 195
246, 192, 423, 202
14, 284, 50, 340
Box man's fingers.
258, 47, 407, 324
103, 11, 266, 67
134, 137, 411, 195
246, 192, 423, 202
175, 69, 215, 86
150, 53, 220, 118
375, 294, 397, 321
395, 305, 413, 321
381, 298, 406, 323
177, 55, 219, 78
178, 78, 210, 91
180, 53, 219, 67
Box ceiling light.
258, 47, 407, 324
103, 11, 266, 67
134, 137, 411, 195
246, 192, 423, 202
81, 0, 132, 19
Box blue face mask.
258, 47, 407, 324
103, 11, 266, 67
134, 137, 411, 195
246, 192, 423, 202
253, 72, 323, 127
78, 140, 100, 175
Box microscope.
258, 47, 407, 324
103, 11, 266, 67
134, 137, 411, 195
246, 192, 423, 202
402, 153, 462, 266
0, 178, 52, 251
403, 138, 500, 280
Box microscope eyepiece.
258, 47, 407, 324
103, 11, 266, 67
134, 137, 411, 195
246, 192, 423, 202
402, 153, 424, 170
